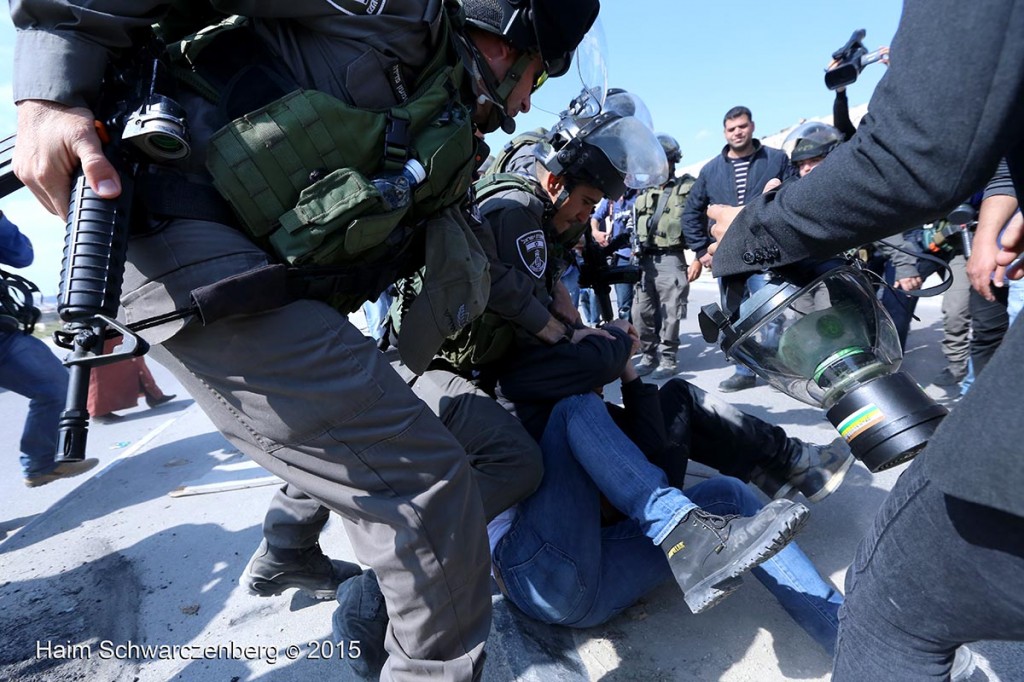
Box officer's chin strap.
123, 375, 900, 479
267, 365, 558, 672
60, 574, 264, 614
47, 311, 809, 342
454, 32, 533, 134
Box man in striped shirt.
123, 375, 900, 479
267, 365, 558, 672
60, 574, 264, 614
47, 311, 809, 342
681, 106, 794, 391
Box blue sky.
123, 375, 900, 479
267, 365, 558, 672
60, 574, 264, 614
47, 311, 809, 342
0, 1, 903, 296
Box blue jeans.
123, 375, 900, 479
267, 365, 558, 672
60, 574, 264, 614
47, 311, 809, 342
0, 331, 70, 477
833, 456, 1024, 680
493, 394, 841, 652
578, 288, 603, 325
723, 273, 782, 378
1008, 277, 1024, 326
561, 265, 581, 309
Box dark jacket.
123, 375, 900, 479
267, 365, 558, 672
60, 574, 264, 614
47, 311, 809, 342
681, 140, 794, 258
711, 0, 1024, 518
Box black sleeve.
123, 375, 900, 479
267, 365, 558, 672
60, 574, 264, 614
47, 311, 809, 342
681, 171, 712, 257
712, 0, 1024, 278
833, 89, 857, 140
495, 326, 633, 403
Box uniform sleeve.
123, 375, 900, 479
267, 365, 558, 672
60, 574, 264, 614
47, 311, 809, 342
712, 0, 1024, 278
477, 202, 553, 336
12, 1, 174, 107
0, 213, 35, 268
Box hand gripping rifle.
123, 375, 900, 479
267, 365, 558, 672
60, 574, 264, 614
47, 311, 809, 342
1, 35, 190, 462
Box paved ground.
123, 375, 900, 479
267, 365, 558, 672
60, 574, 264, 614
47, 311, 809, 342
1, 277, 1021, 681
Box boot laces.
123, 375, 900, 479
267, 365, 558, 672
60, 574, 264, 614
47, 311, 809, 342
689, 509, 740, 551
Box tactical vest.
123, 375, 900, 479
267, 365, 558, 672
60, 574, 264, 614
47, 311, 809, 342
392, 172, 551, 373
485, 128, 548, 177
634, 173, 696, 251
173, 7, 479, 314
0, 269, 41, 335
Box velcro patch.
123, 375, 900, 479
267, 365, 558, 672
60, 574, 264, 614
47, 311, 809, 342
516, 230, 548, 279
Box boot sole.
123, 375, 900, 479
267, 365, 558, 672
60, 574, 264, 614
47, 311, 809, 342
243, 578, 337, 600
804, 451, 856, 504
683, 504, 810, 614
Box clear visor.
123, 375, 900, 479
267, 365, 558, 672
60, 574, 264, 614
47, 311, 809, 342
585, 116, 669, 189
602, 91, 654, 130
532, 19, 607, 119
782, 121, 844, 158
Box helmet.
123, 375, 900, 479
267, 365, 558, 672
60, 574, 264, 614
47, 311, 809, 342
463, 0, 600, 78
602, 88, 654, 130
656, 134, 682, 164
783, 122, 844, 163
535, 101, 669, 201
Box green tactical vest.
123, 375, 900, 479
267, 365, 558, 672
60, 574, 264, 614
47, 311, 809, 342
392, 172, 550, 373
634, 173, 696, 250
484, 128, 548, 177
192, 8, 478, 314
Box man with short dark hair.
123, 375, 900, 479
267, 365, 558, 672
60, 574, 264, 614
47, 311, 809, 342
681, 106, 794, 391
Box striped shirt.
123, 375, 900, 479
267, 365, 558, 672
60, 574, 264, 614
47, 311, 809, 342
731, 155, 753, 205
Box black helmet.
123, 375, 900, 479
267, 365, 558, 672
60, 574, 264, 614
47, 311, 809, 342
536, 107, 668, 201
657, 134, 682, 164
783, 122, 844, 163
463, 0, 600, 78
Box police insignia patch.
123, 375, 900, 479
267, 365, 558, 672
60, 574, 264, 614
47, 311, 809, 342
516, 230, 547, 279
324, 0, 388, 16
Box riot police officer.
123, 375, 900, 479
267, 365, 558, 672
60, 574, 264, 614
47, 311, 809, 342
10, 1, 600, 679
632, 134, 704, 379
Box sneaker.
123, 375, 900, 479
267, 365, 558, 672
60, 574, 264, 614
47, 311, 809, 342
242, 540, 362, 600
146, 393, 176, 408
24, 458, 99, 488
951, 645, 976, 682
660, 499, 809, 614
932, 367, 967, 387
752, 438, 856, 503
718, 374, 757, 393
332, 570, 388, 679
635, 356, 658, 377
652, 361, 679, 380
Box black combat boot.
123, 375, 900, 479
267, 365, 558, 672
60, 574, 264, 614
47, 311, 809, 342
332, 570, 389, 679
660, 499, 809, 614
242, 540, 361, 600
751, 437, 856, 503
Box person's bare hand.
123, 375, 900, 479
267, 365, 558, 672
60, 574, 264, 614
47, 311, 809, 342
570, 326, 614, 344
995, 212, 1024, 278
699, 253, 713, 268
762, 178, 782, 194
687, 259, 703, 282
967, 236, 1004, 301
603, 318, 640, 354
550, 280, 582, 326
705, 204, 744, 257
894, 276, 923, 291
14, 100, 121, 216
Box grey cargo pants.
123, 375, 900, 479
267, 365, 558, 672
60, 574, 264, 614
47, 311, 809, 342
126, 216, 489, 681
633, 251, 690, 363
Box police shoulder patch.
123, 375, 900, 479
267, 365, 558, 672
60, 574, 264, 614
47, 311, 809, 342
516, 229, 548, 279
323, 0, 388, 16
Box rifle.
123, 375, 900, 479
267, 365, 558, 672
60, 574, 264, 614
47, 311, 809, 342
3, 34, 190, 463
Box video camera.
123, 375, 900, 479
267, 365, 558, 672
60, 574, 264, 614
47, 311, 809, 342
577, 229, 640, 323
825, 29, 888, 91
